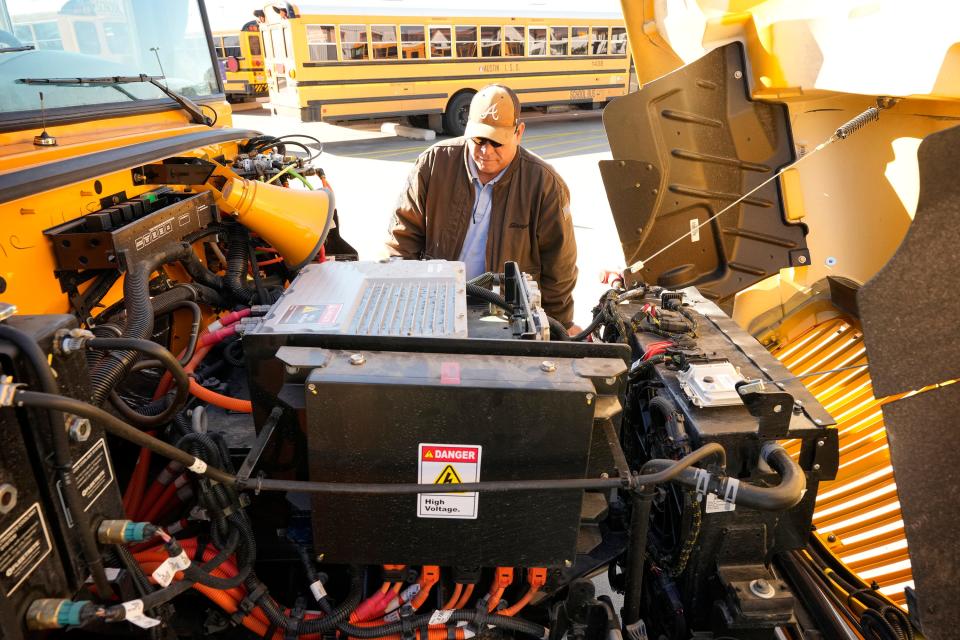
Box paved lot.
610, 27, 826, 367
232, 107, 628, 328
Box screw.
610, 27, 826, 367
646, 163, 653, 171
813, 463, 821, 471
604, 376, 616, 385
817, 439, 824, 447
793, 400, 803, 414
797, 255, 808, 265
600, 472, 609, 479
827, 534, 837, 543
307, 383, 318, 395
285, 365, 299, 375
585, 393, 595, 405
734, 70, 743, 79
826, 256, 837, 267
540, 361, 556, 372
349, 353, 366, 366
563, 559, 573, 568
773, 404, 782, 413
749, 578, 775, 599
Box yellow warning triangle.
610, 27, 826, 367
434, 464, 462, 484
424, 451, 433, 459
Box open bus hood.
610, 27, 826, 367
600, 42, 807, 305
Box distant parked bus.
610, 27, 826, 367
259, 1, 630, 134
213, 23, 267, 102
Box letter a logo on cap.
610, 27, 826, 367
479, 103, 500, 121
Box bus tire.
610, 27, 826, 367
442, 92, 474, 137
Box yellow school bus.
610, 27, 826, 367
259, 1, 630, 133
213, 24, 267, 101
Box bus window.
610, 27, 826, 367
341, 24, 369, 61
430, 26, 452, 58
267, 28, 276, 57
249, 33, 262, 56
504, 25, 523, 56
74, 21, 100, 54
550, 26, 568, 56
223, 35, 241, 58
591, 27, 608, 54
570, 26, 588, 55
528, 27, 546, 56
306, 25, 336, 61
401, 25, 425, 59
455, 26, 477, 58
480, 26, 501, 57
371, 24, 398, 59
282, 26, 290, 58
611, 27, 627, 54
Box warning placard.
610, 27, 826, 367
417, 443, 482, 519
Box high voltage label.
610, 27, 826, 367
417, 444, 482, 519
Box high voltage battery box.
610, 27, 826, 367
299, 349, 603, 568
0, 315, 124, 639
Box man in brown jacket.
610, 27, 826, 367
386, 85, 579, 330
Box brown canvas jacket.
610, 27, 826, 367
385, 137, 578, 326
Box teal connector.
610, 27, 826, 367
57, 600, 90, 627
123, 521, 149, 542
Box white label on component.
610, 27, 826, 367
705, 493, 736, 513
310, 579, 327, 601
690, 218, 700, 242
151, 551, 190, 587
122, 600, 161, 628
429, 609, 455, 625
187, 458, 208, 474
417, 443, 482, 519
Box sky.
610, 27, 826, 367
205, 0, 626, 32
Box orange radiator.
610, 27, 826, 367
772, 317, 913, 606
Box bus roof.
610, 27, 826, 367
286, 1, 624, 20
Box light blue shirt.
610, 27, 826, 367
458, 157, 508, 279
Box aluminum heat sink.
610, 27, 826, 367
258, 260, 468, 338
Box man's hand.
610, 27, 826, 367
567, 324, 583, 338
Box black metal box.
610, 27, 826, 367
302, 349, 599, 568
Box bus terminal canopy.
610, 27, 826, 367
282, 0, 623, 20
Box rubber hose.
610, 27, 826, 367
89, 244, 191, 406
0, 325, 113, 598
467, 272, 495, 287
224, 223, 259, 305
570, 312, 603, 341
88, 337, 190, 427
546, 315, 570, 341
466, 283, 512, 311
179, 252, 225, 292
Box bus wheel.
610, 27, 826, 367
443, 92, 474, 137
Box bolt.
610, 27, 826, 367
817, 439, 825, 447
651, 188, 658, 195
540, 361, 556, 372
814, 418, 823, 425
634, 182, 641, 188
66, 416, 91, 442
826, 534, 837, 543
793, 400, 803, 414
349, 353, 366, 366
604, 376, 616, 385
773, 404, 782, 413
826, 256, 838, 267
563, 559, 573, 568
813, 463, 821, 471
585, 393, 595, 405
307, 383, 318, 395
285, 365, 299, 375
646, 163, 653, 171
734, 70, 743, 79
797, 255, 808, 265
600, 472, 609, 479
749, 578, 775, 599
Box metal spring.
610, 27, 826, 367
835, 106, 880, 139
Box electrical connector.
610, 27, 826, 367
97, 520, 158, 544
25, 599, 94, 630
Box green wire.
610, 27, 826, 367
288, 168, 314, 190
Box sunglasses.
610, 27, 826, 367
470, 136, 504, 149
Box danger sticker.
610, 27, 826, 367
417, 443, 482, 519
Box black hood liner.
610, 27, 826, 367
600, 42, 808, 306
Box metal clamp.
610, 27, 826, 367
693, 468, 710, 503
0, 376, 23, 407
722, 477, 740, 506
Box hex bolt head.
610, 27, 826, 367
66, 416, 91, 442
349, 353, 366, 366
540, 361, 556, 373
749, 578, 775, 599
307, 383, 318, 395
0, 484, 17, 515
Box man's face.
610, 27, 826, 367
468, 122, 526, 178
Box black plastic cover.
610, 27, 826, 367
600, 42, 807, 305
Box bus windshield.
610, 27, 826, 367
0, 0, 218, 114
